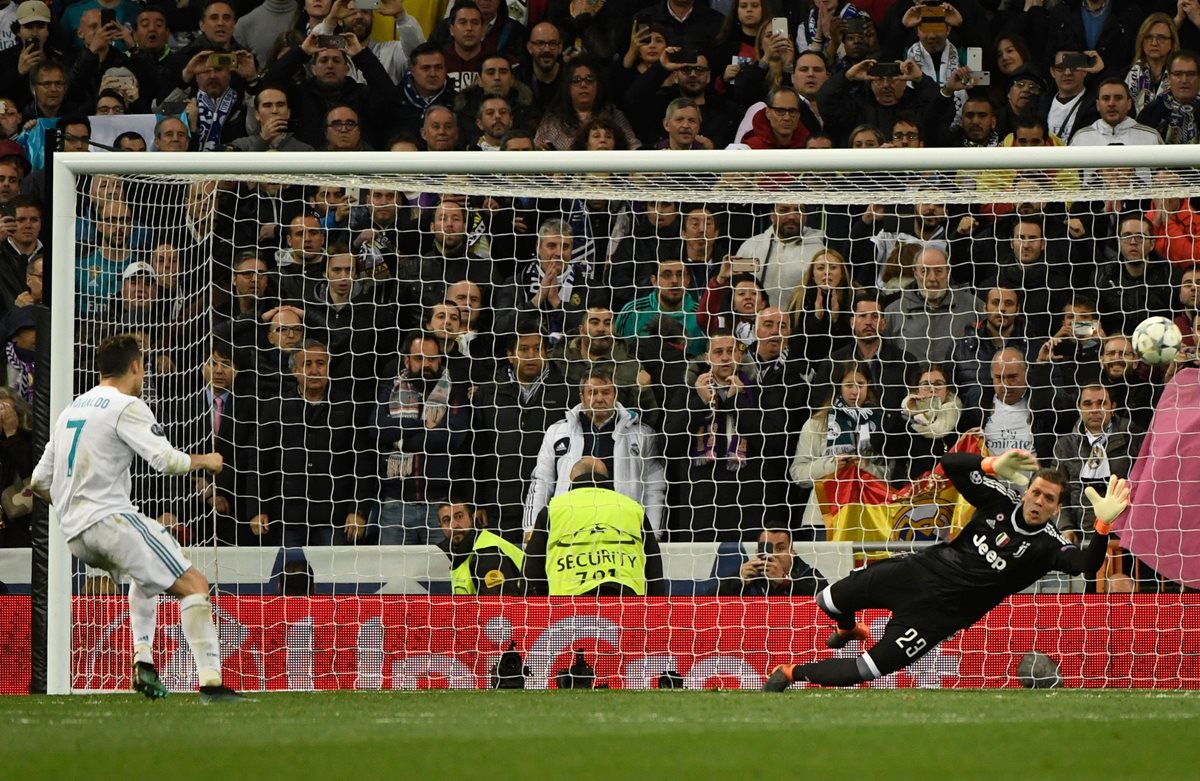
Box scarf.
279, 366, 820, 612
692, 374, 751, 471
5, 342, 33, 405
1162, 93, 1198, 145
907, 40, 963, 119
385, 367, 453, 479
825, 397, 883, 455
401, 73, 447, 111
196, 87, 237, 152
1126, 61, 1168, 115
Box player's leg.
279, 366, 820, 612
128, 581, 167, 700
794, 620, 945, 687
816, 560, 911, 646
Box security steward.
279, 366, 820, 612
523, 458, 664, 596
437, 495, 525, 595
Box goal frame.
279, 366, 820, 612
46, 145, 1200, 693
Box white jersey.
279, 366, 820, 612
31, 385, 191, 540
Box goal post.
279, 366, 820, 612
43, 146, 1200, 693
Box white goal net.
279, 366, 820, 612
49, 148, 1200, 692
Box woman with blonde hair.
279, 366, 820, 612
786, 248, 854, 374
1126, 13, 1179, 114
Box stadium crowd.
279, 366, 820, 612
0, 0, 1198, 594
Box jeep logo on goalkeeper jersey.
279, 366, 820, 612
972, 533, 1008, 571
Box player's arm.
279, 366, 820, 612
29, 432, 56, 503
117, 400, 222, 476
472, 549, 522, 596
1054, 476, 1131, 575
942, 451, 1036, 509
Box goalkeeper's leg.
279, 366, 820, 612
765, 619, 947, 690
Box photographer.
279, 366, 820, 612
717, 528, 827, 597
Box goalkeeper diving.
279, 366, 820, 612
30, 334, 244, 701
764, 451, 1130, 690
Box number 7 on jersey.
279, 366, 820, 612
65, 419, 86, 477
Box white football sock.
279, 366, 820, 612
128, 582, 156, 666
179, 594, 222, 687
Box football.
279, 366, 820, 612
1017, 651, 1063, 689
1131, 316, 1183, 366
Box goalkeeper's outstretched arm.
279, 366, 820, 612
1055, 475, 1131, 575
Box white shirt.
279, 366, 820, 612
31, 385, 192, 539
984, 397, 1035, 457
1080, 429, 1112, 480
1047, 91, 1086, 141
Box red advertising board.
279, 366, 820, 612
2, 595, 1198, 694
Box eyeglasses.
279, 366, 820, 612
767, 105, 800, 116
529, 39, 561, 48
1118, 233, 1147, 241
35, 80, 65, 88
918, 380, 947, 389
271, 325, 303, 334
1145, 34, 1172, 42
234, 269, 265, 276
328, 120, 358, 130
677, 65, 709, 74
1171, 69, 1199, 78
892, 131, 920, 140
570, 75, 597, 85
1013, 80, 1042, 93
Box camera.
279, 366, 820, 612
315, 34, 346, 50
868, 61, 903, 78
1072, 320, 1098, 340
490, 643, 530, 689
1059, 53, 1096, 70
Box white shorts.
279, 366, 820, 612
68, 513, 193, 597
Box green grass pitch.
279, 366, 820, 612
2, 690, 1198, 780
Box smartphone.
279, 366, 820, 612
918, 7, 947, 32
1060, 52, 1096, 70
207, 52, 238, 68
315, 34, 346, 50
729, 256, 759, 275
844, 17, 867, 35
868, 61, 903, 77
965, 47, 982, 72
758, 539, 774, 557
158, 101, 187, 115
354, 0, 381, 8
1072, 321, 1098, 339
770, 17, 788, 39
99, 8, 117, 26
732, 55, 754, 67
674, 47, 699, 65
25, 37, 40, 51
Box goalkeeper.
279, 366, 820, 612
764, 451, 1129, 690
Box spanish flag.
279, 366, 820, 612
815, 435, 985, 562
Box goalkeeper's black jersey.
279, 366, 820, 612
906, 454, 1108, 621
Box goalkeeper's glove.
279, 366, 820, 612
1084, 474, 1130, 535
981, 450, 1039, 485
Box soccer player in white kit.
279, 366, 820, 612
30, 334, 244, 701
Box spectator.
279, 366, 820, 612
445, 278, 496, 372
4, 304, 35, 405
0, 195, 40, 308
472, 323, 569, 538
26, 59, 70, 119
738, 85, 811, 149
494, 217, 586, 345
786, 248, 855, 376
276, 213, 326, 305
715, 528, 828, 596
420, 104, 460, 150
1053, 383, 1144, 544
876, 362, 975, 482
237, 0, 302, 69
167, 54, 251, 151
314, 0, 410, 86
614, 257, 706, 358
523, 364, 666, 537
375, 332, 472, 545
1040, 49, 1103, 143
106, 260, 163, 332
10, 255, 41, 312
410, 198, 490, 293
69, 9, 154, 114
323, 104, 368, 151
0, 384, 33, 547
431, 0, 525, 64
454, 53, 535, 138
551, 304, 658, 426
441, 0, 487, 93
437, 494, 524, 594
1096, 214, 1174, 336
152, 116, 190, 151
2, 4, 60, 114
262, 30, 401, 149
712, 0, 768, 94
248, 339, 368, 546
94, 89, 125, 115
0, 97, 21, 139
522, 21, 564, 113
789, 360, 889, 530
1125, 13, 1177, 114
467, 93, 513, 150
733, 202, 826, 311
643, 0, 724, 52
1099, 332, 1156, 430
983, 216, 1069, 338
813, 290, 914, 413
218, 253, 277, 345
938, 94, 1000, 147
854, 202, 956, 292
1043, 0, 1142, 79
535, 57, 640, 151
746, 304, 809, 445
626, 49, 742, 148
951, 287, 1037, 409
982, 346, 1068, 462
817, 57, 938, 145
887, 113, 924, 148
884, 246, 978, 364
657, 97, 709, 150
125, 6, 173, 101
667, 331, 788, 541
523, 457, 665, 596
678, 205, 727, 301
1036, 295, 1107, 399
1175, 266, 1199, 347
1071, 77, 1163, 147
76, 199, 134, 316
1138, 50, 1200, 143
113, 131, 146, 151
995, 68, 1045, 138
243, 305, 305, 400
168, 0, 249, 79
395, 42, 455, 135
229, 87, 314, 151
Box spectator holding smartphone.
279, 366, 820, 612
716, 528, 827, 596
